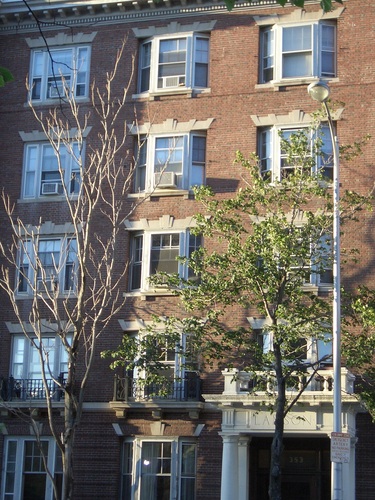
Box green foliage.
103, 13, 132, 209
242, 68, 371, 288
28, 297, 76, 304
0, 66, 14, 87
222, 0, 342, 12
105, 123, 369, 396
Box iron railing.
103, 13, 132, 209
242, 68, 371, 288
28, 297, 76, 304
0, 374, 67, 402
113, 372, 202, 402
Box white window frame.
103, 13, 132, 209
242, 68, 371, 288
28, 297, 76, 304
133, 133, 206, 193
29, 45, 90, 101
259, 20, 336, 84
258, 124, 333, 182
17, 237, 78, 295
1, 437, 61, 500
138, 33, 209, 94
121, 438, 197, 500
22, 142, 83, 200
129, 230, 201, 292
10, 334, 70, 381
249, 319, 332, 366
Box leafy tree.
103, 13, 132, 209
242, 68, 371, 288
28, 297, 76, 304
223, 0, 342, 12
104, 122, 369, 500
342, 286, 375, 420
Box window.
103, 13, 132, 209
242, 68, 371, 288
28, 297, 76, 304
121, 439, 196, 500
1, 437, 62, 500
129, 231, 201, 292
259, 21, 336, 83
30, 46, 90, 101
18, 238, 77, 294
138, 34, 209, 94
133, 133, 206, 193
258, 125, 333, 182
22, 142, 82, 199
8, 334, 69, 400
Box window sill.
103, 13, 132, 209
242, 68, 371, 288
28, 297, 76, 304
124, 289, 177, 299
255, 77, 339, 91
25, 96, 90, 106
132, 87, 210, 100
18, 195, 78, 203
128, 189, 193, 200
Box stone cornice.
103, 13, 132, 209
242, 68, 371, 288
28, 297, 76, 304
0, 0, 305, 34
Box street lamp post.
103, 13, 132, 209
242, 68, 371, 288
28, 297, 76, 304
307, 81, 342, 500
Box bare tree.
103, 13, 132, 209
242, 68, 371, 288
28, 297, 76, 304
0, 40, 138, 500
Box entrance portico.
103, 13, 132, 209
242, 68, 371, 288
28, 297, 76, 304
204, 368, 361, 500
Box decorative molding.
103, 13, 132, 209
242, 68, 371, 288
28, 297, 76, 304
128, 118, 215, 135
6, 319, 73, 334
124, 215, 196, 231
254, 6, 346, 26
19, 127, 92, 142
251, 108, 344, 127
132, 20, 216, 38
25, 31, 97, 48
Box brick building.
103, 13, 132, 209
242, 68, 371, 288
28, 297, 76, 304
0, 0, 375, 499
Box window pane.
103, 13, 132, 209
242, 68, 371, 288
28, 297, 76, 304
191, 136, 206, 187
150, 234, 180, 275
158, 38, 187, 88
194, 37, 209, 87
4, 441, 17, 496
282, 26, 311, 52
121, 442, 133, 499
283, 53, 312, 78
140, 442, 171, 500
131, 234, 143, 290
282, 26, 312, 78
261, 28, 274, 82
140, 41, 151, 92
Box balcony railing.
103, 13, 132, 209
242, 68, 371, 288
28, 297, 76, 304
0, 374, 67, 402
113, 372, 202, 402
222, 368, 355, 396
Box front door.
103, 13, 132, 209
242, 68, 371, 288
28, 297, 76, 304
250, 437, 331, 500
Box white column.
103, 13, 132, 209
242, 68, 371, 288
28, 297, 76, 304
221, 434, 239, 500
342, 437, 356, 500
238, 436, 250, 500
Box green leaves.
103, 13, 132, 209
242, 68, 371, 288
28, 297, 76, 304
0, 66, 14, 87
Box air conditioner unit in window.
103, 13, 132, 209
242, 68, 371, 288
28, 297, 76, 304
49, 83, 65, 98
154, 172, 177, 189
41, 182, 63, 195
163, 76, 185, 88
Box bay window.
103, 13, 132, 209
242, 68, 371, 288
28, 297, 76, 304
259, 21, 336, 83
129, 230, 201, 292
121, 439, 197, 500
138, 33, 209, 94
17, 237, 77, 295
1, 437, 62, 500
133, 133, 206, 193
30, 46, 90, 101
22, 142, 82, 199
258, 125, 333, 181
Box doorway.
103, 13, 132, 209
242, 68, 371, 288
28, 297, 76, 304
249, 437, 331, 500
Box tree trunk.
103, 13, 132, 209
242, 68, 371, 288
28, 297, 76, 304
268, 345, 286, 500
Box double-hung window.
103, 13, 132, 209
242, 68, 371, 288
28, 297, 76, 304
286, 228, 333, 287
259, 21, 336, 83
258, 125, 333, 181
129, 231, 201, 292
133, 133, 206, 192
138, 34, 209, 94
18, 237, 77, 295
22, 142, 82, 199
121, 439, 197, 500
30, 46, 90, 101
2, 437, 62, 500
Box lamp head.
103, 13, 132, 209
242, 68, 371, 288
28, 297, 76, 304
307, 81, 331, 103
